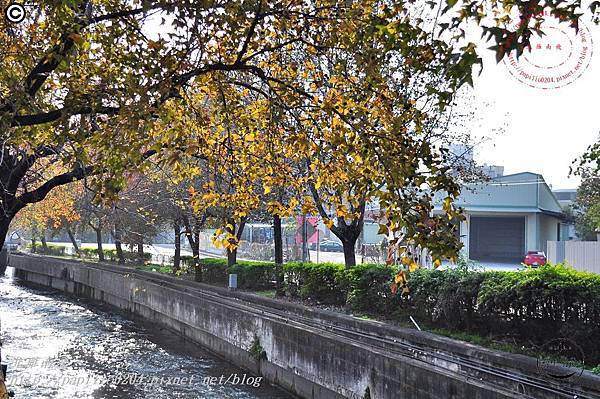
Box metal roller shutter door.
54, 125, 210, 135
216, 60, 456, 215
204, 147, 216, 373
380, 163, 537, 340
469, 216, 525, 262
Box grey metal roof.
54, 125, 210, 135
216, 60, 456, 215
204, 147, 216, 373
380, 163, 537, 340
433, 172, 564, 216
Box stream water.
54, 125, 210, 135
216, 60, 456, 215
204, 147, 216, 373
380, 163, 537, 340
0, 268, 292, 399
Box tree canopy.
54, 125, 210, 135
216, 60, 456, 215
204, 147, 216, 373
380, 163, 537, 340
1, 0, 596, 263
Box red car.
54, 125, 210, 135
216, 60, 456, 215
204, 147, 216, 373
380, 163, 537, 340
523, 251, 547, 267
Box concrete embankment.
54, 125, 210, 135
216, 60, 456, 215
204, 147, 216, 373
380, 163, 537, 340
9, 254, 600, 399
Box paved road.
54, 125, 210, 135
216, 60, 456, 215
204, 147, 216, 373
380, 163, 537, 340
44, 242, 522, 270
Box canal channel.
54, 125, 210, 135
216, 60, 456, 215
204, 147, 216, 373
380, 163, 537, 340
0, 267, 292, 399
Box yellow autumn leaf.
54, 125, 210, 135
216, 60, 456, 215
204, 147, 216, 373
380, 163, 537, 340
336, 205, 348, 218
394, 271, 407, 284
408, 260, 419, 272
443, 196, 452, 211
315, 176, 322, 189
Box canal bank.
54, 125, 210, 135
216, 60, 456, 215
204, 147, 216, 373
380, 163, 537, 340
9, 254, 600, 399
0, 267, 292, 399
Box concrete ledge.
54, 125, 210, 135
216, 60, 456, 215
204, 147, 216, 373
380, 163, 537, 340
9, 254, 600, 399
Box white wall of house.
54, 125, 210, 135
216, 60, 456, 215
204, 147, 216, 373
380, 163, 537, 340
526, 213, 538, 252
363, 222, 384, 245
522, 213, 562, 253
538, 214, 560, 252
459, 217, 469, 255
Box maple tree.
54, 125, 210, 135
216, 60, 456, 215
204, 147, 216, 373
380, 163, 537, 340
12, 176, 82, 252
569, 136, 600, 240
0, 0, 595, 266
76, 187, 111, 260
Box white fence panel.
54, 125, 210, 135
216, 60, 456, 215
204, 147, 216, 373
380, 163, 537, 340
548, 241, 600, 274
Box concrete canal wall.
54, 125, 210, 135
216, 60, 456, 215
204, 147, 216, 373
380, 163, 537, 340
9, 254, 600, 399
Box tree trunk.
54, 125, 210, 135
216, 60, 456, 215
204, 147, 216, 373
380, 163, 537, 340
227, 248, 237, 267
273, 214, 284, 295
308, 183, 366, 268
95, 227, 104, 261
137, 240, 144, 264
342, 238, 357, 267
31, 238, 37, 253
66, 227, 80, 257
301, 215, 308, 262
173, 222, 181, 274
114, 224, 125, 264
226, 217, 246, 267
115, 240, 124, 263
274, 214, 283, 264
193, 230, 200, 255
0, 216, 12, 251
185, 226, 201, 282
41, 234, 48, 251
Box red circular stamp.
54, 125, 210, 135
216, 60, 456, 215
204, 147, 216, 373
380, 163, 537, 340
503, 10, 593, 89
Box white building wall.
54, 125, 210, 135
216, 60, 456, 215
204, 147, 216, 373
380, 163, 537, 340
363, 222, 384, 245
525, 214, 538, 252
539, 214, 560, 253
460, 217, 469, 256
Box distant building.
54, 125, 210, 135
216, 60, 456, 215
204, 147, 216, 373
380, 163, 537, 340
431, 172, 572, 262
448, 143, 474, 162
363, 171, 577, 260
552, 188, 578, 240
552, 188, 577, 207
480, 164, 504, 179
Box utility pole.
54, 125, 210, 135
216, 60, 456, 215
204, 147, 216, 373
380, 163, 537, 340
301, 215, 308, 262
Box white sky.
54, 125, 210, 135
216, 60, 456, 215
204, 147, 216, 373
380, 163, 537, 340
468, 10, 600, 190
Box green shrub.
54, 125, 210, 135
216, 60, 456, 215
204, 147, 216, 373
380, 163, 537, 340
402, 264, 600, 364
283, 262, 347, 305
197, 258, 276, 289
136, 263, 172, 274
98, 248, 151, 263
406, 268, 486, 329
476, 264, 600, 361
37, 244, 66, 256
345, 263, 397, 314
80, 247, 100, 259
179, 255, 197, 271
198, 258, 229, 284
228, 261, 276, 290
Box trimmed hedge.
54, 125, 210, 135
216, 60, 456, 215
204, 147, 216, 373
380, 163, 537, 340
405, 265, 600, 364
197, 258, 275, 289
196, 258, 395, 307
228, 261, 276, 290
36, 243, 66, 257
193, 259, 600, 364
345, 263, 398, 314
283, 262, 347, 304
79, 248, 152, 263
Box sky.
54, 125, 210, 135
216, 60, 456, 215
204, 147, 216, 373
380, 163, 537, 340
467, 9, 600, 190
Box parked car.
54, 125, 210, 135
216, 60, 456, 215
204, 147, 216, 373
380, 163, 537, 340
522, 251, 547, 267
318, 240, 343, 252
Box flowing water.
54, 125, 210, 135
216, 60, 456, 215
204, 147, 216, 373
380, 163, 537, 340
0, 268, 292, 399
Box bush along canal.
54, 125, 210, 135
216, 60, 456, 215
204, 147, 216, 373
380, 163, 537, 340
0, 268, 291, 399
